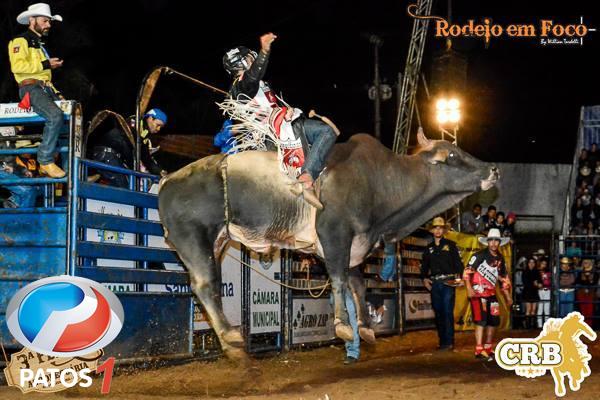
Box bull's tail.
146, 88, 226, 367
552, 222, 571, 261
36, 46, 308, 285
308, 109, 341, 136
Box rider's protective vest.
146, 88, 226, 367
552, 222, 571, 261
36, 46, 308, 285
254, 81, 278, 109
230, 59, 306, 172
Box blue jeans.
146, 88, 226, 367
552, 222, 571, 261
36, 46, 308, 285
301, 119, 336, 180
559, 290, 575, 317
19, 84, 63, 165
430, 280, 455, 347
345, 290, 360, 359
380, 242, 397, 281
0, 169, 39, 207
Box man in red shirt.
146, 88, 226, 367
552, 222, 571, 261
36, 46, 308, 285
463, 228, 512, 361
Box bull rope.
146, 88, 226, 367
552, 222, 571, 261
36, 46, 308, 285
227, 253, 330, 299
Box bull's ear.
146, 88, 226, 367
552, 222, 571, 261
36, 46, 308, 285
417, 127, 430, 148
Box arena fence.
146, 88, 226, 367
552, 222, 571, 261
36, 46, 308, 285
0, 102, 194, 363
554, 235, 600, 329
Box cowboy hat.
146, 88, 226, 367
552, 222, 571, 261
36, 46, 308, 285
428, 216, 449, 232
478, 228, 510, 246
17, 3, 62, 25
580, 165, 592, 177
560, 257, 572, 265
582, 259, 594, 272
15, 140, 40, 148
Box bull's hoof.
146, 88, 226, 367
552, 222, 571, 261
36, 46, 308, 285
335, 323, 354, 341
359, 326, 376, 344
223, 329, 244, 347
223, 346, 250, 364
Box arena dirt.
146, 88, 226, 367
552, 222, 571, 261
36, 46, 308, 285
2, 330, 599, 399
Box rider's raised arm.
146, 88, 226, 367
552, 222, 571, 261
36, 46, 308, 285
231, 50, 270, 99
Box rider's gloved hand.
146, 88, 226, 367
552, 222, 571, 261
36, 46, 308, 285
260, 33, 277, 54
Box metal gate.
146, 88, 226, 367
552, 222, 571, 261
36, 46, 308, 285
0, 101, 193, 362
554, 235, 598, 328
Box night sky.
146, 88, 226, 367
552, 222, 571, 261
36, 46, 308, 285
0, 0, 597, 165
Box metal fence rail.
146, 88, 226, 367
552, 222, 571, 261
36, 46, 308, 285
0, 105, 196, 361
70, 157, 194, 360
555, 235, 600, 329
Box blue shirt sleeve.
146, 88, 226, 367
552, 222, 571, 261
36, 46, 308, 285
214, 120, 234, 152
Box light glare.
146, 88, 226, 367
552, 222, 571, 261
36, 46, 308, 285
436, 99, 448, 111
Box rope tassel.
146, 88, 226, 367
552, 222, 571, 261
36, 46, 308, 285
216, 97, 298, 177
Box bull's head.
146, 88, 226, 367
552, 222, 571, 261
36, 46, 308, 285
416, 128, 499, 193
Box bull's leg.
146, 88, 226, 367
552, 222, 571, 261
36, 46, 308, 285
168, 228, 246, 359
348, 267, 369, 326
348, 268, 376, 344
330, 277, 354, 342
320, 237, 354, 341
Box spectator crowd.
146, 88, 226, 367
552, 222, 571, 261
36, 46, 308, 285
461, 203, 516, 239
571, 145, 600, 235
514, 245, 600, 329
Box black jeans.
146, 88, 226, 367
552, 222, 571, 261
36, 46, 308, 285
92, 147, 129, 188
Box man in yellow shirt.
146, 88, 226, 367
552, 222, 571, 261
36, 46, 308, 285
8, 3, 65, 178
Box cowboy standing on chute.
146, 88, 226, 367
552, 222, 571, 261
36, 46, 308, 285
8, 3, 65, 178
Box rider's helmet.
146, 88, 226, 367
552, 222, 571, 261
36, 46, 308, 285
223, 46, 257, 76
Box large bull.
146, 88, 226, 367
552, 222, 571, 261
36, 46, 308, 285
158, 130, 499, 357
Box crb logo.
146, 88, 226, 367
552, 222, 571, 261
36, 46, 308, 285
496, 341, 562, 367
496, 312, 597, 397
6, 276, 124, 357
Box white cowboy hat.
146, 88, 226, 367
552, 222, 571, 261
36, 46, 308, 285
478, 228, 510, 247
532, 248, 546, 257
580, 165, 592, 176
17, 3, 63, 25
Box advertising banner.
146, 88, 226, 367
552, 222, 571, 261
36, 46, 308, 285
291, 298, 335, 344
85, 199, 136, 292
404, 292, 435, 321
248, 250, 281, 334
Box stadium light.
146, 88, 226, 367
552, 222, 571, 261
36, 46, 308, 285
435, 97, 461, 126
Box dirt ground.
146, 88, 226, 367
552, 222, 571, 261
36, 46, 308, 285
2, 329, 600, 400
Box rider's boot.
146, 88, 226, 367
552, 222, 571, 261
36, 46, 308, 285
290, 172, 323, 210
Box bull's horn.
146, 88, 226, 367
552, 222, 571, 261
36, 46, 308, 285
417, 127, 430, 147
309, 109, 341, 136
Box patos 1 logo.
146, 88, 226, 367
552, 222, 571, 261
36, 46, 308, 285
6, 275, 124, 357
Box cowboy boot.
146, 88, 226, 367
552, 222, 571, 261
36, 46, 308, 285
39, 162, 66, 178
290, 173, 323, 210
